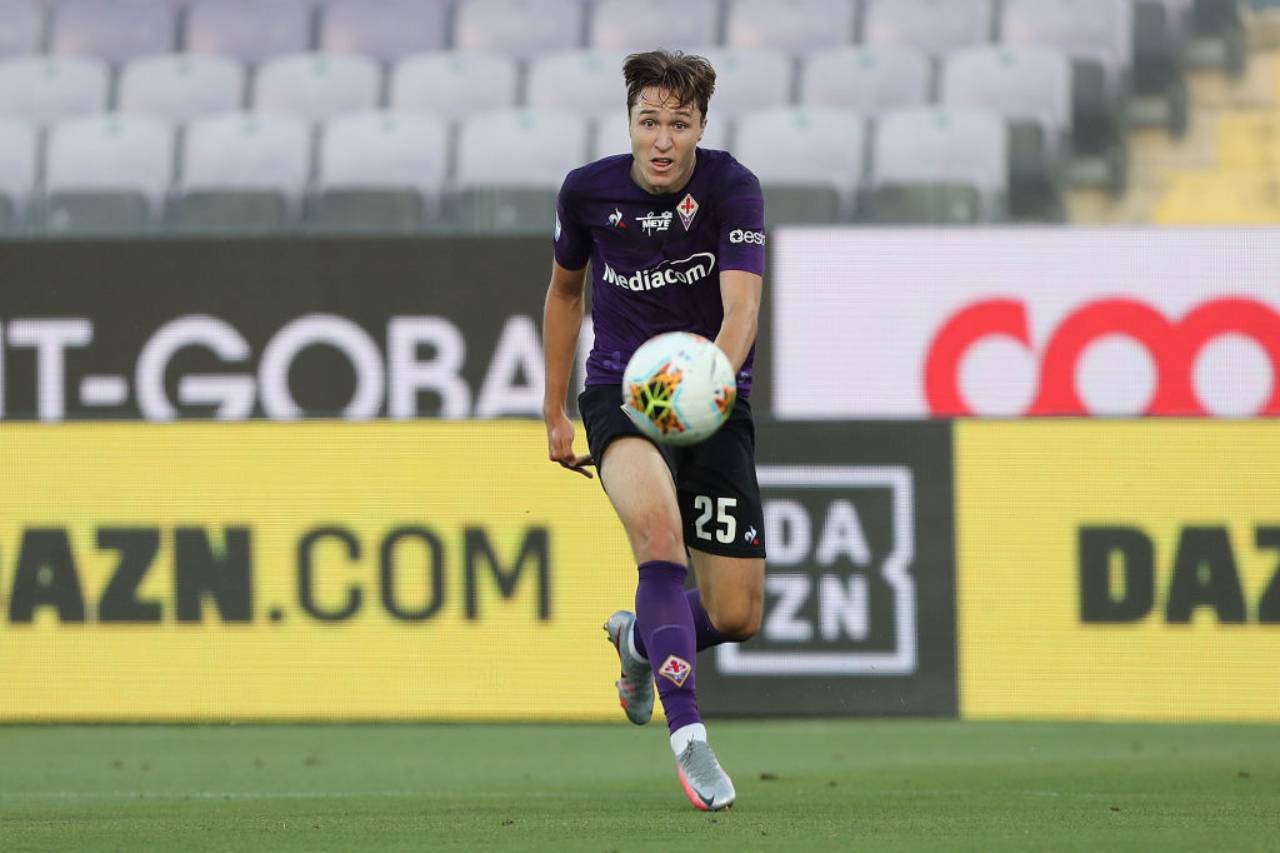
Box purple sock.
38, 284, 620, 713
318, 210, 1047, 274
634, 560, 701, 734
632, 588, 733, 657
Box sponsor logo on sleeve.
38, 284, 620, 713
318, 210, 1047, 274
729, 229, 765, 246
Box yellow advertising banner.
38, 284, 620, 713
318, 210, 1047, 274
0, 422, 639, 721
957, 421, 1280, 721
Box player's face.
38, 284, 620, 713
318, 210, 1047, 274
628, 87, 704, 194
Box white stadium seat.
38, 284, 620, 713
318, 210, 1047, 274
389, 52, 518, 120
725, 0, 857, 54
526, 50, 629, 116
254, 53, 382, 123
452, 108, 588, 232
177, 111, 311, 228
799, 45, 932, 115
118, 53, 246, 122
0, 56, 109, 124
43, 114, 175, 231
320, 0, 450, 62
312, 110, 450, 229
185, 0, 311, 65
588, 0, 718, 52
0, 117, 37, 227
50, 0, 177, 65
693, 49, 791, 117
453, 0, 583, 61
861, 0, 994, 54
0, 0, 44, 59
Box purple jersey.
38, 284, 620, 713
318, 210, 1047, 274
553, 148, 765, 396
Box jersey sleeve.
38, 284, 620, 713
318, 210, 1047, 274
716, 165, 766, 276
553, 172, 592, 270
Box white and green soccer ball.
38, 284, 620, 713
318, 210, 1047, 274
621, 332, 736, 446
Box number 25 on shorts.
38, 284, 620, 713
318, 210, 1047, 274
693, 495, 737, 544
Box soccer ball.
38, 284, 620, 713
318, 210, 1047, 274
621, 332, 736, 446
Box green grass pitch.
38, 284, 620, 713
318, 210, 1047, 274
2, 721, 1278, 851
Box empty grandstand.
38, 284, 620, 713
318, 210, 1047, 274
0, 0, 1260, 234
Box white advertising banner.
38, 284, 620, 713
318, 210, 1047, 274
772, 228, 1280, 418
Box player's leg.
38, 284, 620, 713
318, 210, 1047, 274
677, 394, 767, 652
686, 550, 764, 648
598, 435, 735, 810
597, 437, 702, 733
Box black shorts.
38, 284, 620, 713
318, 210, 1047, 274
578, 383, 766, 559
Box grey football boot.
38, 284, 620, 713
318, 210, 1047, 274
603, 610, 654, 725
675, 739, 736, 811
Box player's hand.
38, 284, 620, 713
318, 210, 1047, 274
545, 410, 594, 479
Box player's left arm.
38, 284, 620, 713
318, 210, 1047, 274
714, 269, 762, 373
715, 164, 766, 372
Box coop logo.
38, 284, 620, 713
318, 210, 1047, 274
601, 252, 716, 293
925, 297, 1280, 416
0, 313, 561, 421
716, 466, 917, 676
728, 229, 765, 246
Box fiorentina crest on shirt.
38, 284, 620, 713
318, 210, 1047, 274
677, 193, 699, 230
658, 654, 692, 687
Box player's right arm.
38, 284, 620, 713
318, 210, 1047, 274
542, 259, 593, 478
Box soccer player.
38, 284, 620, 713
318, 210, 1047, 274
542, 50, 766, 811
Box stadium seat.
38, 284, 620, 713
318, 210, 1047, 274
173, 112, 311, 231
389, 52, 517, 120
588, 0, 718, 51
118, 53, 246, 122
590, 109, 729, 159
0, 0, 43, 59
41, 114, 174, 234
1189, 0, 1246, 77
185, 0, 311, 65
453, 0, 583, 61
254, 53, 381, 123
1000, 0, 1133, 193
0, 56, 109, 124
309, 111, 449, 232
0, 117, 37, 231
860, 0, 994, 54
734, 107, 865, 224
50, 0, 177, 65
1132, 0, 1192, 134
940, 45, 1072, 220
319, 0, 450, 62
451, 109, 587, 233
692, 49, 791, 117
867, 106, 1008, 224
526, 50, 629, 115
799, 46, 931, 115
724, 0, 857, 54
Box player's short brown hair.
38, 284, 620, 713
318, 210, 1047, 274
623, 50, 716, 120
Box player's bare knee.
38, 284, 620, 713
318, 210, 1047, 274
709, 598, 761, 641
630, 513, 685, 564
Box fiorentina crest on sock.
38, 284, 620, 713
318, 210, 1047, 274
658, 655, 692, 687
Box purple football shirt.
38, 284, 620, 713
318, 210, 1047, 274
553, 148, 765, 396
